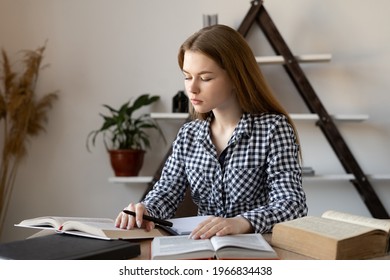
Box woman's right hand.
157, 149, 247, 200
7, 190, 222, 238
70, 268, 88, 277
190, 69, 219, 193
115, 202, 155, 231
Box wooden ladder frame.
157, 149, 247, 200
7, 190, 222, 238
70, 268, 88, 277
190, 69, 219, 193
239, 0, 388, 218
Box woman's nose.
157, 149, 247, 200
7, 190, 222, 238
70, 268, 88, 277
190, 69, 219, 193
187, 79, 199, 94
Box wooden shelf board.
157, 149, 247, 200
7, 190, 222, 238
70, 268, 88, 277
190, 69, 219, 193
303, 174, 355, 181
150, 112, 188, 119
108, 176, 153, 183
304, 174, 390, 181
255, 54, 332, 65
370, 174, 390, 180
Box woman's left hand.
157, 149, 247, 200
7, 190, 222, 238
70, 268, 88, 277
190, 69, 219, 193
189, 216, 253, 239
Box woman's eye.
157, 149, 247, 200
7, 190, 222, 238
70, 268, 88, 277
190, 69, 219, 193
201, 77, 212, 81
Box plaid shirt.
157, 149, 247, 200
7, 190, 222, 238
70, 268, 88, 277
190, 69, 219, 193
143, 113, 307, 233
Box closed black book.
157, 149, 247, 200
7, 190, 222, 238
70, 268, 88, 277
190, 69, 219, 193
0, 234, 140, 260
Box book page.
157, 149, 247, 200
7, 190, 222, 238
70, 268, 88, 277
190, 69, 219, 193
152, 235, 214, 255
16, 216, 114, 230
287, 216, 379, 240
167, 215, 211, 235
55, 219, 164, 240
16, 217, 60, 229
322, 210, 390, 233
16, 216, 83, 229
61, 220, 114, 232
210, 234, 274, 252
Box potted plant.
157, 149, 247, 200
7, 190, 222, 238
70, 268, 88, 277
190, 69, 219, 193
86, 94, 165, 176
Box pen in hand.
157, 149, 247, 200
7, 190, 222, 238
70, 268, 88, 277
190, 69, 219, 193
122, 209, 173, 227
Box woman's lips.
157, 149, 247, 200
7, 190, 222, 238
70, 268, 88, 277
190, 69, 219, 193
190, 98, 202, 105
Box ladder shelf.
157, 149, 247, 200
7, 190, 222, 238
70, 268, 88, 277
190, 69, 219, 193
237, 0, 388, 218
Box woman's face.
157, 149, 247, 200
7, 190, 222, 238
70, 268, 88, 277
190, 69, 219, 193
182, 50, 236, 114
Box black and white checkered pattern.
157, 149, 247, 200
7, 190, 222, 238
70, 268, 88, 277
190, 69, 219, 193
143, 113, 308, 233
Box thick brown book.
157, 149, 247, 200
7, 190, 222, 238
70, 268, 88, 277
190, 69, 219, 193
271, 210, 390, 259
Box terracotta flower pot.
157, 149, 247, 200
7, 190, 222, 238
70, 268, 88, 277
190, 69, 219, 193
108, 149, 145, 176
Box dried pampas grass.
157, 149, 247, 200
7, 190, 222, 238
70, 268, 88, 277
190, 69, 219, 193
0, 44, 58, 237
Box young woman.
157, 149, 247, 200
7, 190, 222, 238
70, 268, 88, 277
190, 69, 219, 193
116, 24, 307, 239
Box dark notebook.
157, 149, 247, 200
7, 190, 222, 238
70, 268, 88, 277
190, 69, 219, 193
0, 234, 140, 260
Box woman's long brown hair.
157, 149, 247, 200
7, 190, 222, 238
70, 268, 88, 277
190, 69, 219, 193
178, 24, 301, 150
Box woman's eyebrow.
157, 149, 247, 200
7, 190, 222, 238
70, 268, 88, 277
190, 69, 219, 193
182, 69, 214, 75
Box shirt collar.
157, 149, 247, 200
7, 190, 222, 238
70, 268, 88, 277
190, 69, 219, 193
196, 113, 253, 144
229, 113, 252, 145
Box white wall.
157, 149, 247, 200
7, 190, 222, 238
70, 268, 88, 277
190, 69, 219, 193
0, 0, 389, 242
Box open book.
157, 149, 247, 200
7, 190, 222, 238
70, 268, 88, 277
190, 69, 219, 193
15, 216, 166, 240
271, 210, 390, 259
15, 215, 211, 240
151, 233, 278, 260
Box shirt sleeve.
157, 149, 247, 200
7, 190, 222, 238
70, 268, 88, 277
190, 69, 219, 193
240, 116, 308, 233
141, 126, 189, 219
